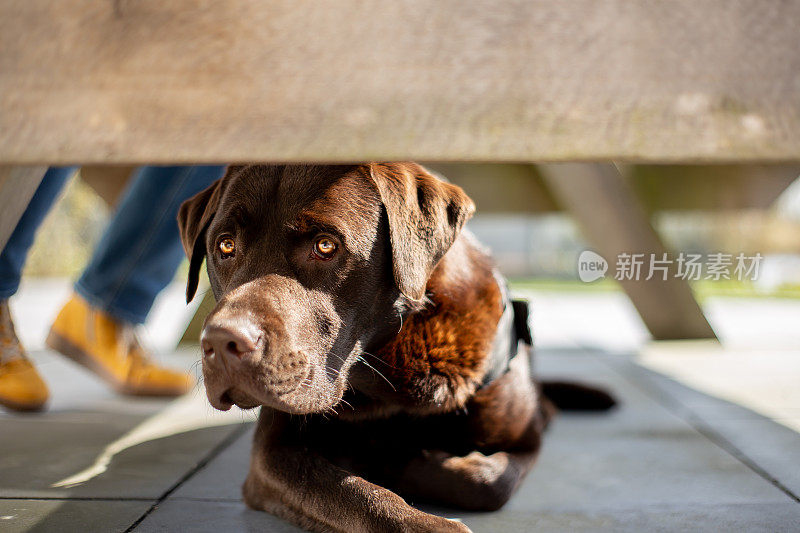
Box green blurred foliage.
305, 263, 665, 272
23, 175, 109, 278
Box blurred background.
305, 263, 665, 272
14, 164, 800, 353
24, 167, 800, 291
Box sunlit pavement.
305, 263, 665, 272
1, 280, 799, 532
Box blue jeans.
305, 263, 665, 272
0, 165, 225, 324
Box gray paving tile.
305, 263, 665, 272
170, 426, 254, 501
626, 361, 773, 421
0, 346, 247, 500
506, 351, 793, 510
512, 411, 791, 511
138, 499, 800, 532
0, 498, 148, 533
0, 414, 146, 498
703, 417, 800, 500
135, 500, 304, 533
0, 417, 240, 499
450, 503, 800, 533
627, 362, 800, 501
537, 349, 713, 434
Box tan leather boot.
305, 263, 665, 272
46, 294, 193, 397
0, 299, 49, 412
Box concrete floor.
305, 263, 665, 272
2, 347, 799, 532
2, 283, 799, 532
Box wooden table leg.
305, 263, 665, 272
0, 166, 47, 251
539, 163, 717, 341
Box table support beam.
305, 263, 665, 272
539, 163, 717, 340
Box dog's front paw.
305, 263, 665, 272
403, 513, 471, 533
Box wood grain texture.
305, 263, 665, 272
539, 163, 717, 340
1, 0, 799, 164
0, 167, 47, 250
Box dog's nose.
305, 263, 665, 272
201, 320, 261, 362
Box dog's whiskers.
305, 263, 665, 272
360, 350, 399, 370
326, 352, 356, 392
356, 355, 396, 391
338, 397, 354, 411
298, 376, 313, 391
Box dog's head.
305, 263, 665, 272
178, 163, 474, 413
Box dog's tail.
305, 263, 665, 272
540, 381, 617, 411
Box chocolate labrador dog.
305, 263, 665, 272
178, 163, 614, 532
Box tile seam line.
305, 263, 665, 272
124, 422, 251, 532
164, 496, 241, 502
0, 496, 153, 502
591, 348, 800, 504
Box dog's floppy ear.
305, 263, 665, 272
368, 162, 475, 301
177, 175, 226, 303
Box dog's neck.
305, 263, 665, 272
348, 233, 505, 417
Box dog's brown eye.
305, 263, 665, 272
313, 236, 337, 259
218, 237, 235, 258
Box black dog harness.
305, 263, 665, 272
480, 275, 533, 387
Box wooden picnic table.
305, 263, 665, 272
2, 1, 800, 340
